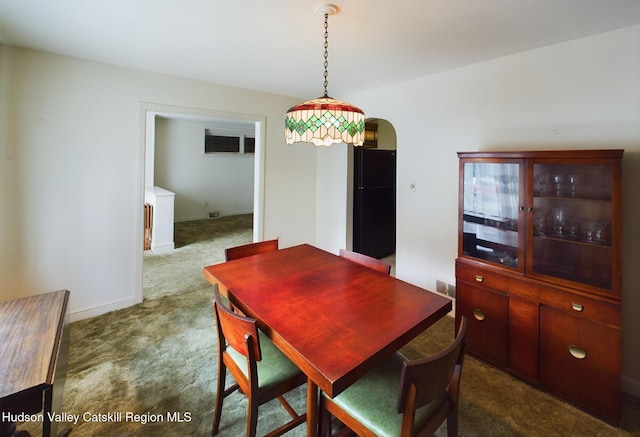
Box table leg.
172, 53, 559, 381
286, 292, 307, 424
306, 379, 319, 437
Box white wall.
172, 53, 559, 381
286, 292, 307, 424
154, 117, 254, 221
342, 25, 640, 395
0, 44, 316, 319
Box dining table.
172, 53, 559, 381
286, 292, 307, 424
203, 244, 453, 437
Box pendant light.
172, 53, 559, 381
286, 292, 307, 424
285, 4, 365, 147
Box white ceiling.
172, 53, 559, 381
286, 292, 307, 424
1, 0, 639, 100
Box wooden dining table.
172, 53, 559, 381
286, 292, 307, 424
203, 244, 453, 437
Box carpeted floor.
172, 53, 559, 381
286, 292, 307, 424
16, 214, 640, 436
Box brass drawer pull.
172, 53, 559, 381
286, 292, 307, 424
569, 345, 587, 360
571, 303, 584, 312
475, 275, 484, 283
473, 309, 486, 321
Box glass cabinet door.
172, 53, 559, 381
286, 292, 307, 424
461, 161, 522, 270
529, 162, 614, 290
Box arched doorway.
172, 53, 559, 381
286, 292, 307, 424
351, 118, 398, 264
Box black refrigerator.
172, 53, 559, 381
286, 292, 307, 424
353, 148, 396, 259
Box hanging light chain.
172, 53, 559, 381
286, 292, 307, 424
284, 4, 366, 146
323, 12, 329, 97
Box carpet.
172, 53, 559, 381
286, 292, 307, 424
16, 215, 639, 436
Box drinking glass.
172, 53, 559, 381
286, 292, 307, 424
583, 220, 596, 242
552, 208, 565, 234
553, 175, 563, 196
534, 210, 546, 235
568, 175, 578, 197
537, 173, 550, 195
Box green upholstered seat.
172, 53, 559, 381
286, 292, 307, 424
321, 317, 467, 437
211, 284, 306, 437
227, 331, 303, 395
323, 353, 446, 436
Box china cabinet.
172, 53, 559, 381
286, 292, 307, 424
455, 149, 623, 424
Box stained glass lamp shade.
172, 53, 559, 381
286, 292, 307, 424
285, 4, 365, 147
285, 96, 365, 146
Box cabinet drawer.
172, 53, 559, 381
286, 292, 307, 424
456, 264, 506, 290
539, 287, 620, 326
456, 263, 538, 300
540, 307, 621, 424
456, 282, 508, 368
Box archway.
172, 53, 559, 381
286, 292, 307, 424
350, 118, 398, 265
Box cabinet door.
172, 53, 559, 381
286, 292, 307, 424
527, 160, 621, 296
508, 296, 539, 383
539, 307, 621, 424
456, 281, 508, 367
460, 159, 525, 273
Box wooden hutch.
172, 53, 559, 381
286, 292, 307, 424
455, 149, 623, 424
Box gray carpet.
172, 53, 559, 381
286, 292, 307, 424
17, 214, 639, 436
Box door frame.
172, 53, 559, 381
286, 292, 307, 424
135, 101, 266, 304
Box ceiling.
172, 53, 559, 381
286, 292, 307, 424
1, 0, 639, 100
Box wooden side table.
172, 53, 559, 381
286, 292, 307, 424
0, 290, 70, 437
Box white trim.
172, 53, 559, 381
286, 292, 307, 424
253, 119, 266, 242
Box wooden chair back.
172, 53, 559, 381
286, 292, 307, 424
211, 284, 307, 436
213, 285, 262, 362
397, 316, 467, 436
225, 239, 279, 261
339, 248, 391, 275
320, 316, 467, 437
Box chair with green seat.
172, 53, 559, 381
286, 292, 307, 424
338, 249, 391, 275
222, 239, 278, 311
211, 284, 307, 437
320, 316, 467, 437
225, 239, 279, 261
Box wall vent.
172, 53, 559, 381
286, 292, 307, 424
208, 211, 222, 219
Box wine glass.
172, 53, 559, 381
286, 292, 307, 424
566, 218, 579, 238
552, 175, 563, 196
595, 221, 609, 242
552, 208, 565, 235
568, 175, 578, 197
534, 210, 546, 235
537, 173, 550, 195
583, 220, 596, 242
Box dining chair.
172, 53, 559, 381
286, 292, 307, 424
225, 239, 279, 261
320, 316, 467, 437
211, 284, 307, 437
339, 248, 391, 275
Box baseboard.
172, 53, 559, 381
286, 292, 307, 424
623, 375, 640, 398
70, 295, 140, 322
150, 242, 175, 254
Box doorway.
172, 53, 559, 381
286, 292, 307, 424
352, 118, 397, 268
137, 102, 266, 303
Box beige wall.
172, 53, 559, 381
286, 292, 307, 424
0, 44, 316, 318
344, 25, 640, 395
154, 117, 255, 221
